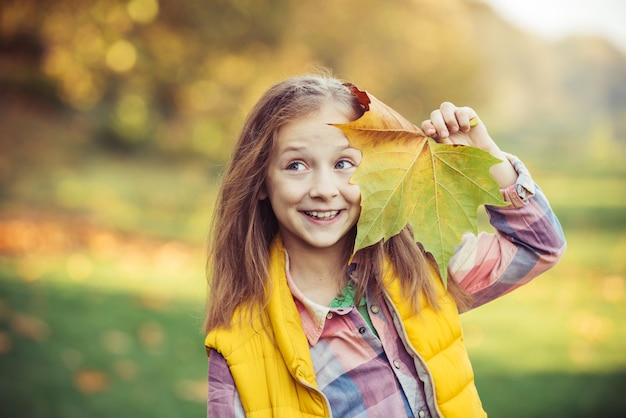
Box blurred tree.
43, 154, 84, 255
0, 0, 624, 167
555, 37, 626, 149
0, 0, 482, 159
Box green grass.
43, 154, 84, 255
0, 277, 207, 418
473, 371, 626, 417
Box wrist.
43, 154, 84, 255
489, 150, 517, 188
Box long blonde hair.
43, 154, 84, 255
205, 74, 470, 332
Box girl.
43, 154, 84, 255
204, 74, 566, 417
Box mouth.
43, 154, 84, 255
303, 210, 340, 220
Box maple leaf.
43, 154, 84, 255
334, 87, 507, 286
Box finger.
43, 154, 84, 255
455, 107, 477, 132
429, 109, 449, 139
440, 102, 460, 134
421, 119, 437, 137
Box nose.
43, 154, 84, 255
309, 168, 339, 200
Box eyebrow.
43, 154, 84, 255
280, 145, 306, 153
278, 144, 359, 156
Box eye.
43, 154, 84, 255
335, 159, 356, 170
286, 161, 306, 171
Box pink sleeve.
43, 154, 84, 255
207, 349, 245, 417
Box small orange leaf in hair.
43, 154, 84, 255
343, 83, 371, 111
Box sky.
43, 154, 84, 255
480, 0, 626, 51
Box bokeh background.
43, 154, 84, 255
1, 0, 625, 417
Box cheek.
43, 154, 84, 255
347, 184, 362, 205
269, 181, 304, 205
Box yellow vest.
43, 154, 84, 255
205, 237, 486, 417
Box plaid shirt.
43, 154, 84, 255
207, 155, 566, 417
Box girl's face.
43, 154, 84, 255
261, 101, 362, 256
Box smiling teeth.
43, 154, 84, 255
306, 210, 339, 219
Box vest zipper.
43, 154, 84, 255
383, 294, 444, 418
